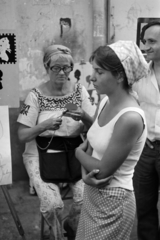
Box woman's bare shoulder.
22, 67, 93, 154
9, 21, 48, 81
117, 110, 144, 136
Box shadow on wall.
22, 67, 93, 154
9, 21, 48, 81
9, 103, 28, 182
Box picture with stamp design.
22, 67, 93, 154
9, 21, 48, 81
0, 34, 16, 64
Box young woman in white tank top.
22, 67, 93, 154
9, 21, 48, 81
75, 41, 149, 240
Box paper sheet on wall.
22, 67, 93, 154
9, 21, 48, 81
0, 106, 12, 185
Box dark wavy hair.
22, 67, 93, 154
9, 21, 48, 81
89, 45, 130, 91
140, 21, 160, 44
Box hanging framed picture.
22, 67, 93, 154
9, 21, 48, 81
0, 30, 19, 107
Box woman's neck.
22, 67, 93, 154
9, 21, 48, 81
107, 88, 134, 109
43, 80, 74, 97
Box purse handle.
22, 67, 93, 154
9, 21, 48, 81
36, 131, 55, 150
36, 110, 65, 151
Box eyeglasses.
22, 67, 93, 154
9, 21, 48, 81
50, 65, 73, 73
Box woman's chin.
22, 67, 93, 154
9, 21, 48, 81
95, 88, 100, 94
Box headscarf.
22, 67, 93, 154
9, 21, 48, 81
43, 44, 74, 69
109, 40, 149, 85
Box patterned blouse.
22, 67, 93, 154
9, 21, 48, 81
17, 83, 96, 158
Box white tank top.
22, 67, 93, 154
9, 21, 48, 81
87, 96, 147, 190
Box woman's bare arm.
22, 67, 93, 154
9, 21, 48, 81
18, 117, 62, 143
76, 111, 144, 179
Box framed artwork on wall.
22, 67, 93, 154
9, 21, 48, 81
0, 30, 19, 107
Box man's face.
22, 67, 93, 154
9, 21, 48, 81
143, 25, 160, 62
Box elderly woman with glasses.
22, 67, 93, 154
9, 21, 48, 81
17, 44, 96, 240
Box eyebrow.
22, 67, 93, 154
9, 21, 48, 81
94, 67, 103, 70
94, 67, 110, 71
50, 64, 70, 67
144, 37, 156, 41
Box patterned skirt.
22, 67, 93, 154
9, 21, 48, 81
76, 185, 136, 240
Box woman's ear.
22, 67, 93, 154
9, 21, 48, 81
117, 73, 124, 84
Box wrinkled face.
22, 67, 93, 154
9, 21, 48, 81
143, 25, 160, 62
91, 59, 118, 95
48, 58, 72, 84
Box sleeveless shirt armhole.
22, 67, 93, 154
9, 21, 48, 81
135, 110, 146, 140
118, 109, 146, 140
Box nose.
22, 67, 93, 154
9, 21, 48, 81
90, 72, 96, 82
59, 69, 65, 74
143, 42, 151, 52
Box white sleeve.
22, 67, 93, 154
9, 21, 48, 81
17, 91, 39, 128
81, 85, 96, 117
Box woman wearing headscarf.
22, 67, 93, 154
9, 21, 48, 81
75, 41, 149, 240
17, 44, 96, 240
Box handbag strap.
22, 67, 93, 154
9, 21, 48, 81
36, 131, 55, 150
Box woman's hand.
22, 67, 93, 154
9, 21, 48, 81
18, 116, 62, 143
82, 167, 113, 188
63, 104, 93, 128
77, 139, 88, 151
86, 141, 93, 156
41, 116, 62, 131
75, 139, 88, 159
63, 107, 84, 121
